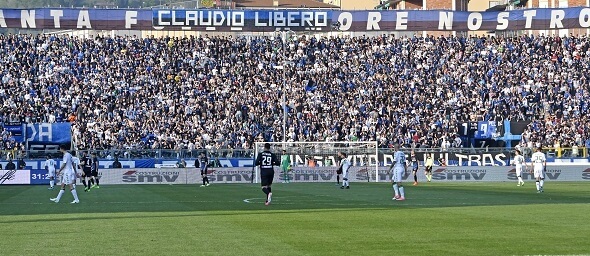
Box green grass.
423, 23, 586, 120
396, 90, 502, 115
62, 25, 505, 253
1, 182, 589, 255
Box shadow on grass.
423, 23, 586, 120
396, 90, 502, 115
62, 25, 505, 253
0, 183, 589, 220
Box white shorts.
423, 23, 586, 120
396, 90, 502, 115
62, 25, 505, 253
61, 172, 76, 185
533, 166, 545, 179
392, 167, 405, 183
515, 165, 523, 177
48, 169, 56, 179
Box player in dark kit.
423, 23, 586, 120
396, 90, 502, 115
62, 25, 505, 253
197, 152, 210, 187
80, 152, 93, 192
410, 151, 419, 186
90, 152, 100, 188
336, 155, 343, 186
255, 143, 279, 206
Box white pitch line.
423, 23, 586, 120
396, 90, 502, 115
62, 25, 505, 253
243, 198, 260, 203
0, 200, 241, 205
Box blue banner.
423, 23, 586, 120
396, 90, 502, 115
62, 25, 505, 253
475, 121, 498, 140
0, 7, 590, 31
30, 169, 49, 185
23, 123, 71, 145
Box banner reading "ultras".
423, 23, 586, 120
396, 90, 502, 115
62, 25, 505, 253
2, 7, 590, 32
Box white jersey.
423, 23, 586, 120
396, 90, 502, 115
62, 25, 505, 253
531, 152, 546, 167
513, 155, 525, 177
340, 158, 351, 179
513, 155, 525, 167
62, 153, 75, 174
72, 157, 80, 172
45, 159, 56, 171
45, 159, 57, 178
531, 152, 546, 178
61, 152, 76, 185
393, 151, 406, 168
392, 151, 406, 182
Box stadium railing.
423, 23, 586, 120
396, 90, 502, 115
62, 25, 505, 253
541, 147, 588, 159
7, 147, 589, 161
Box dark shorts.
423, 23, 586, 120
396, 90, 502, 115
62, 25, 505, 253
91, 170, 98, 177
261, 172, 274, 187
83, 168, 92, 177
336, 167, 343, 175
425, 166, 432, 172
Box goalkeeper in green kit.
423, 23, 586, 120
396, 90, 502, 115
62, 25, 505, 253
281, 150, 291, 183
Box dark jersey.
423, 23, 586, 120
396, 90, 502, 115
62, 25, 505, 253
82, 156, 91, 170
91, 157, 98, 171
199, 155, 208, 170
255, 151, 279, 175
410, 156, 419, 169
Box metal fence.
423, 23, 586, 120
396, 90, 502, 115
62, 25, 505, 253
4, 147, 588, 161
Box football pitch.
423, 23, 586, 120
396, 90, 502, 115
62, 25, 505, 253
1, 182, 589, 256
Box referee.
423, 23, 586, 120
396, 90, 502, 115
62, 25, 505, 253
255, 143, 280, 206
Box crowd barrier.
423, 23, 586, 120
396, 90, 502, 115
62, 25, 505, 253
4, 166, 589, 185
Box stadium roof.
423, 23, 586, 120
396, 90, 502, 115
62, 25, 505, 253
234, 0, 339, 9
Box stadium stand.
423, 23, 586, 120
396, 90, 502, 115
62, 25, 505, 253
1, 33, 590, 153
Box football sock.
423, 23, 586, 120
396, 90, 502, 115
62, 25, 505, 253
82, 180, 87, 188
427, 174, 431, 182
539, 180, 544, 189
262, 187, 269, 196
393, 184, 399, 197
96, 178, 99, 186
90, 178, 95, 185
204, 177, 209, 184
399, 186, 405, 198
50, 180, 54, 187
268, 187, 272, 193
71, 188, 79, 201
517, 177, 523, 184
413, 174, 417, 182
56, 189, 65, 201
536, 181, 540, 191
337, 175, 340, 184
202, 177, 206, 185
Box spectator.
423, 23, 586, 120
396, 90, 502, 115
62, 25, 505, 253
112, 157, 122, 168
176, 159, 186, 168
0, 33, 589, 152
17, 158, 26, 169
5, 160, 16, 170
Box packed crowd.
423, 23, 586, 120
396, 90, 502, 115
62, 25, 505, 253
1, 33, 590, 151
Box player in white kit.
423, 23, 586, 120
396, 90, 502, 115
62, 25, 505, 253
72, 152, 80, 176
338, 152, 351, 189
45, 156, 57, 190
530, 147, 546, 193
388, 144, 406, 201
50, 145, 80, 204
513, 150, 528, 186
